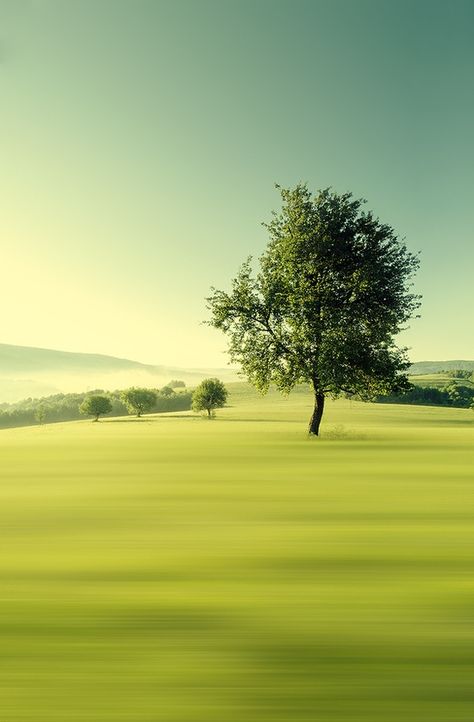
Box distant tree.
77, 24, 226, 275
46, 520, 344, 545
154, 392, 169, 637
443, 383, 474, 408
79, 395, 113, 421
168, 379, 186, 388
207, 184, 420, 435
121, 387, 157, 417
192, 378, 228, 418
155, 388, 193, 413
444, 369, 472, 380
160, 385, 176, 397
35, 404, 47, 425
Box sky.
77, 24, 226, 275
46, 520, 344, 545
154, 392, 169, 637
1, 0, 473, 367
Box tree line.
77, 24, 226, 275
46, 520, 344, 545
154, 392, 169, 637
0, 378, 229, 429
441, 370, 473, 381
375, 382, 474, 409
0, 383, 192, 429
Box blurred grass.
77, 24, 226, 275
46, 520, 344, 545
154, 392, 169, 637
0, 384, 473, 721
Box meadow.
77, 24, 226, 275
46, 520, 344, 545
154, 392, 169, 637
410, 372, 474, 389
1, 383, 473, 721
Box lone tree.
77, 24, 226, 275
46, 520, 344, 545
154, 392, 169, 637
207, 184, 420, 435
192, 378, 228, 418
121, 387, 157, 417
79, 395, 113, 422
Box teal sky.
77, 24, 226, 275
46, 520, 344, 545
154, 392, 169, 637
1, 0, 473, 367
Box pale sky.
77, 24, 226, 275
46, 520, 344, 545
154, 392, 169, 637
1, 0, 473, 367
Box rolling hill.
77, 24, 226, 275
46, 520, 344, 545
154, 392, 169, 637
1, 343, 473, 404
409, 360, 474, 374
0, 343, 238, 402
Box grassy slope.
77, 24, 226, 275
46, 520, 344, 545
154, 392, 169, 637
1, 386, 473, 722
409, 373, 474, 389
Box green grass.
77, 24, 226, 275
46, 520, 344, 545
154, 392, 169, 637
1, 384, 473, 721
409, 373, 474, 389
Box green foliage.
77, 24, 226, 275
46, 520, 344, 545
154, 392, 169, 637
79, 394, 113, 421
155, 388, 192, 412
443, 369, 473, 380
192, 378, 228, 417
168, 379, 186, 388
207, 184, 420, 433
377, 382, 474, 408
0, 388, 193, 430
120, 387, 157, 417
443, 383, 474, 408
160, 385, 176, 397
34, 405, 46, 424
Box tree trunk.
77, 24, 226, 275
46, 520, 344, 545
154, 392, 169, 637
308, 391, 325, 436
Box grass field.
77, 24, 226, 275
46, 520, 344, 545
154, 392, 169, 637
409, 372, 474, 389
1, 383, 473, 721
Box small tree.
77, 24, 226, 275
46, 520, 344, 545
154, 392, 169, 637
121, 387, 157, 417
35, 404, 47, 425
168, 379, 186, 388
79, 395, 112, 421
192, 378, 228, 418
207, 184, 420, 435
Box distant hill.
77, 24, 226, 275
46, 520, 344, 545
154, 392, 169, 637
0, 344, 239, 402
0, 344, 151, 375
409, 360, 474, 375
2, 343, 472, 404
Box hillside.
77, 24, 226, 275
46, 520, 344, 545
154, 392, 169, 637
0, 343, 152, 374
1, 343, 473, 405
409, 360, 474, 374
410, 373, 474, 389
0, 343, 238, 402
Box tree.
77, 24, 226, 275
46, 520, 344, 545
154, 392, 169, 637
192, 378, 228, 418
207, 184, 420, 435
35, 404, 47, 424
444, 383, 474, 408
444, 369, 472, 380
79, 395, 112, 422
168, 379, 186, 388
121, 387, 157, 417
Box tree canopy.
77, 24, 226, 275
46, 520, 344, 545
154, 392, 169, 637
121, 387, 157, 417
192, 378, 228, 418
79, 395, 113, 422
168, 379, 186, 388
207, 184, 420, 434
